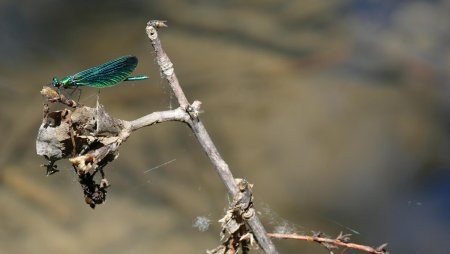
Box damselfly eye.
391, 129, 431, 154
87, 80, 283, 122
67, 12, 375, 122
52, 77, 60, 87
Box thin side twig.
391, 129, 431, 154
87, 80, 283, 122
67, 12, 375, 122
145, 20, 278, 254
267, 233, 389, 254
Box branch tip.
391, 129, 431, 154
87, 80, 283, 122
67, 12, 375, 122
146, 20, 168, 28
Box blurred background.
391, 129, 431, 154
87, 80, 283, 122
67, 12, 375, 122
0, 0, 449, 253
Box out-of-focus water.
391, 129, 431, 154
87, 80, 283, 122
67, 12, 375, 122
0, 1, 449, 253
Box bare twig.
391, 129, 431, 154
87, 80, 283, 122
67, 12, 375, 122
267, 233, 389, 254
146, 20, 278, 254
129, 107, 188, 131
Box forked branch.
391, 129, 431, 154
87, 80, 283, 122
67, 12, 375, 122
36, 19, 388, 254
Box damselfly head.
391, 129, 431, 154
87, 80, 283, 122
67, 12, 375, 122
52, 77, 61, 87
